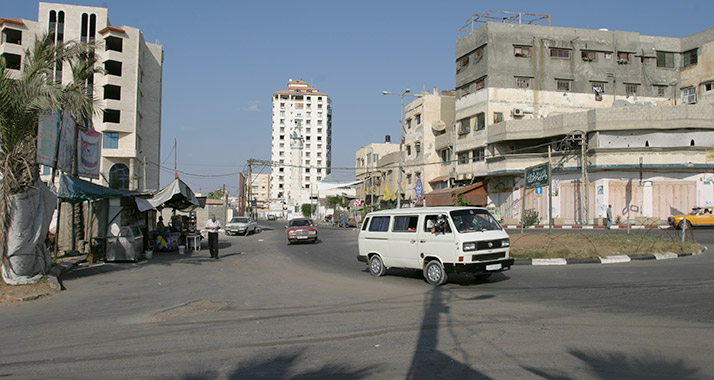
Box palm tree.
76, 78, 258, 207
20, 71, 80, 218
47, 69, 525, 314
0, 33, 100, 283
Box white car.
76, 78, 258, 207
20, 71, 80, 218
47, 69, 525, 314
225, 217, 257, 236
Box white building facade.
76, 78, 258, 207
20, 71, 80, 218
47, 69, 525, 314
270, 80, 332, 213
0, 2, 163, 191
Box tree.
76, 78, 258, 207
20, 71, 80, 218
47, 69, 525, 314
452, 192, 470, 206
0, 34, 99, 284
301, 203, 314, 218
207, 189, 226, 200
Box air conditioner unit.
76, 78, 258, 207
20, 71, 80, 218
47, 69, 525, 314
513, 108, 524, 117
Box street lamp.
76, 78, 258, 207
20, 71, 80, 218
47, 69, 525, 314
382, 89, 421, 208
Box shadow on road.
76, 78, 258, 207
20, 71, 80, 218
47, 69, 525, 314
168, 350, 377, 380
524, 348, 706, 380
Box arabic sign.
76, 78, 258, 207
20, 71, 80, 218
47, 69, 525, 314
525, 163, 549, 188
78, 129, 101, 179
37, 112, 61, 167
415, 178, 423, 201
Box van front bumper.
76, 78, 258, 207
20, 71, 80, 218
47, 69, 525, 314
356, 254, 368, 263
444, 258, 514, 274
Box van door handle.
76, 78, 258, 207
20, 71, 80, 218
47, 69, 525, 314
419, 240, 426, 243
410, 240, 416, 244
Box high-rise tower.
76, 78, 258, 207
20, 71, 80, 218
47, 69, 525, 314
270, 80, 332, 212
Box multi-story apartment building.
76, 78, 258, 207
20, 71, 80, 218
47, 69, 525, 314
250, 173, 270, 209
355, 141, 399, 206
451, 12, 714, 224
402, 88, 455, 202
1, 2, 163, 191
270, 80, 332, 212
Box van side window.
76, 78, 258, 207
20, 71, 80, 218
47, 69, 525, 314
393, 216, 419, 232
369, 216, 390, 232
361, 217, 371, 230
424, 215, 451, 233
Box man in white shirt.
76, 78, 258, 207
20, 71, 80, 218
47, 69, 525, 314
205, 215, 221, 259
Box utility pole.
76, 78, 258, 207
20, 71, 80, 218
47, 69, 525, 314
142, 156, 147, 191
222, 183, 227, 225
548, 145, 553, 234
247, 160, 253, 219
581, 132, 589, 225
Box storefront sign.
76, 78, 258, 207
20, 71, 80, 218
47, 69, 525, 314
525, 163, 549, 188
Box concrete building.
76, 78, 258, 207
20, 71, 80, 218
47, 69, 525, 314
250, 173, 270, 209
451, 12, 714, 223
270, 80, 332, 213
355, 141, 399, 206
402, 88, 455, 202
1, 2, 163, 190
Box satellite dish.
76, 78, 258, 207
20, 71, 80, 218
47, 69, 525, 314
431, 120, 446, 133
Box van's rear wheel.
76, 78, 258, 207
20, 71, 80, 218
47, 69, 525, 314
369, 255, 386, 277
424, 260, 447, 286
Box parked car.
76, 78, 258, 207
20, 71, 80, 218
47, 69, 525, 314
668, 206, 714, 229
357, 207, 513, 286
225, 217, 257, 236
267, 214, 277, 221
286, 218, 318, 244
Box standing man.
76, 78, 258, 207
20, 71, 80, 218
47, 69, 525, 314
205, 214, 221, 259
606, 204, 613, 229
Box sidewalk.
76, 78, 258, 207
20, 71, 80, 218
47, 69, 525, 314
502, 224, 669, 230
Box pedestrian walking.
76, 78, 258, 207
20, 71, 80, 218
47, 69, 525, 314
606, 204, 613, 229
205, 214, 221, 259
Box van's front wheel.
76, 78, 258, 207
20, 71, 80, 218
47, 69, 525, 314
424, 260, 447, 286
369, 255, 386, 277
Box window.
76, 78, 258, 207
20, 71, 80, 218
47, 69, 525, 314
424, 215, 451, 233
103, 132, 118, 149
472, 148, 485, 162
104, 60, 122, 76
105, 36, 122, 52
406, 145, 412, 156
393, 216, 418, 232
581, 51, 597, 62
514, 46, 530, 57
440, 149, 451, 163
458, 151, 469, 164
591, 83, 605, 94
456, 55, 469, 72
406, 118, 412, 130
108, 163, 129, 190
415, 141, 421, 154
103, 84, 121, 100
516, 77, 530, 88
557, 80, 571, 92
415, 114, 421, 125
493, 112, 503, 124
550, 48, 570, 59
656, 85, 667, 97
474, 77, 485, 91
473, 45, 485, 62
617, 52, 630, 64
476, 112, 485, 131
2, 28, 22, 44
361, 217, 371, 231
704, 82, 714, 93
625, 84, 639, 96
369, 216, 390, 232
682, 48, 698, 67
103, 109, 120, 123
1, 53, 21, 70
406, 174, 412, 185
681, 87, 696, 104
457, 117, 470, 135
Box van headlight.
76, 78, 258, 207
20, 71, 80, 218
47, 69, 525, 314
463, 242, 477, 251
501, 239, 510, 247
288, 231, 296, 236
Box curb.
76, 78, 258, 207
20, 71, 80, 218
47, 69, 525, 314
514, 246, 705, 266
504, 224, 668, 230
48, 255, 87, 290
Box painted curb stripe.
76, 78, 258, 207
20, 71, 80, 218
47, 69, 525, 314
532, 258, 568, 266
600, 255, 631, 264
655, 252, 679, 260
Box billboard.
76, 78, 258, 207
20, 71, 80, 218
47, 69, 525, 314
525, 163, 549, 189
77, 129, 101, 179
36, 112, 61, 167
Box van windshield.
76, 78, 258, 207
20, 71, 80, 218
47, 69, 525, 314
450, 209, 501, 233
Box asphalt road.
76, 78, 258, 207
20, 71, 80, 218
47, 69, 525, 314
0, 222, 712, 379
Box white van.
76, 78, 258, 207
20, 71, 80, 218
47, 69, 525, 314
357, 207, 513, 286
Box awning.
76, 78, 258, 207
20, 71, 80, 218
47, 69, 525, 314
428, 175, 449, 184
316, 179, 365, 191
136, 178, 200, 212
423, 182, 487, 207
57, 174, 124, 200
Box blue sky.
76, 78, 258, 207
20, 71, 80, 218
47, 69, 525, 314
3, 0, 714, 194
